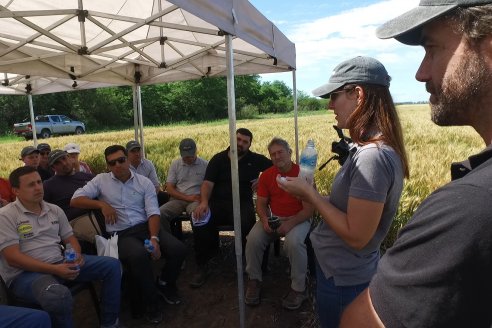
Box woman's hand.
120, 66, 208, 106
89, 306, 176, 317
276, 175, 313, 201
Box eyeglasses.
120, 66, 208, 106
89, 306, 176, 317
329, 87, 355, 101
107, 156, 127, 166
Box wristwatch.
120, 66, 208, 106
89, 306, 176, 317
150, 235, 160, 243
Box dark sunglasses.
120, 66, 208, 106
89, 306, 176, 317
107, 156, 127, 166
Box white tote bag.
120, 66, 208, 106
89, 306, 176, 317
95, 233, 119, 259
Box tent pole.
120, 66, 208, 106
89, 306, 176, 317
136, 84, 145, 157
27, 93, 38, 146
132, 85, 139, 142
225, 33, 245, 328
293, 70, 299, 163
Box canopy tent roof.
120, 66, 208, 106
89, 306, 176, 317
0, 0, 295, 91
0, 73, 115, 95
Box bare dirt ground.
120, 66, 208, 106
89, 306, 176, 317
74, 223, 319, 328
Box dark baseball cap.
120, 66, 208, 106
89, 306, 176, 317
377, 0, 492, 45
312, 56, 390, 98
179, 138, 197, 157
20, 146, 39, 159
37, 143, 51, 152
48, 150, 68, 166
126, 140, 141, 152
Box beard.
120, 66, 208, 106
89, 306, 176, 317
429, 49, 490, 126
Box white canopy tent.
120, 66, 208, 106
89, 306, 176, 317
0, 2, 296, 325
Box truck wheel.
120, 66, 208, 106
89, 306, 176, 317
40, 129, 51, 139
75, 127, 84, 135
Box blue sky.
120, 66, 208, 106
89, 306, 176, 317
249, 0, 426, 103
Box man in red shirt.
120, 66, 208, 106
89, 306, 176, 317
0, 177, 15, 207
245, 137, 313, 310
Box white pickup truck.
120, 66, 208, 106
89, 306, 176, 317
13, 115, 86, 139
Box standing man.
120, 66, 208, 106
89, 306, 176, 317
245, 138, 313, 309
0, 166, 121, 328
191, 128, 272, 288
159, 138, 208, 228
71, 145, 187, 324
341, 1, 492, 327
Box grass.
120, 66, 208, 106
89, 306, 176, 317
0, 104, 483, 248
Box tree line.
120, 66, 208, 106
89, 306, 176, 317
0, 75, 327, 135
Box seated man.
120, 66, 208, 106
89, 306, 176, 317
19, 146, 40, 168
0, 305, 51, 328
126, 140, 168, 206
0, 166, 121, 328
36, 143, 54, 181
126, 140, 160, 193
44, 150, 95, 221
43, 150, 97, 252
71, 145, 187, 324
191, 128, 272, 288
159, 138, 207, 231
245, 137, 313, 310
63, 143, 93, 174
0, 177, 15, 207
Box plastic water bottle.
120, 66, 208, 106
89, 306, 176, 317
144, 239, 154, 253
64, 243, 79, 270
299, 139, 318, 184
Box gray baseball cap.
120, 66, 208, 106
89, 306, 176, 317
312, 56, 390, 98
179, 138, 197, 157
20, 146, 39, 159
377, 0, 492, 45
48, 150, 68, 166
126, 140, 141, 152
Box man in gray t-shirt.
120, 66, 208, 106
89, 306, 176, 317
160, 138, 207, 227
0, 166, 121, 327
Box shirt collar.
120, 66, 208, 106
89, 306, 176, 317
451, 145, 492, 180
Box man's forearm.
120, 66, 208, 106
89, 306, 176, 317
147, 215, 161, 237
71, 196, 104, 210
199, 181, 213, 204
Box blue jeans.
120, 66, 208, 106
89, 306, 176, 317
315, 262, 369, 328
0, 305, 51, 327
9, 255, 121, 328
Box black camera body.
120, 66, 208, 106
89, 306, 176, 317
268, 216, 281, 230
319, 125, 353, 170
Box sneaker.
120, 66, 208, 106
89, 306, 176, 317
157, 283, 182, 305
190, 265, 210, 288
281, 288, 308, 310
244, 279, 261, 306
100, 318, 122, 328
145, 309, 163, 324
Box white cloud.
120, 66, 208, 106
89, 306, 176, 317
260, 0, 428, 102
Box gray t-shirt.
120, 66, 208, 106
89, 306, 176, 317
0, 200, 73, 286
166, 157, 208, 196
310, 142, 404, 286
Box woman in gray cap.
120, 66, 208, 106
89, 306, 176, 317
277, 56, 409, 328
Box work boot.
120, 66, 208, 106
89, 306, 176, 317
281, 288, 308, 310
190, 264, 210, 288
245, 279, 261, 306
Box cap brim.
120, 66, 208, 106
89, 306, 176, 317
312, 82, 344, 99
376, 5, 456, 45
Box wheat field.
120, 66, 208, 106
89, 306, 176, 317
0, 104, 483, 246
